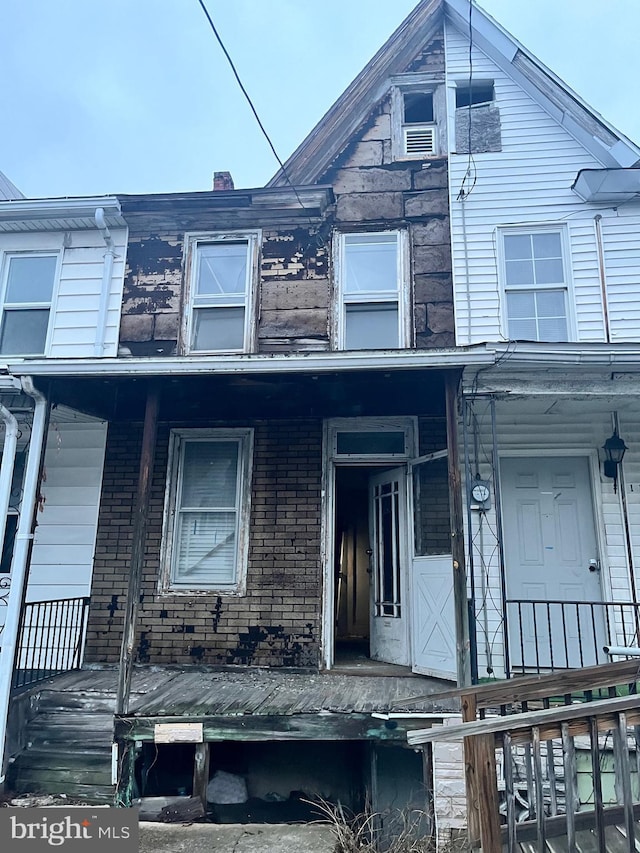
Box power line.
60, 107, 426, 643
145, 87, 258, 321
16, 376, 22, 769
195, 0, 307, 210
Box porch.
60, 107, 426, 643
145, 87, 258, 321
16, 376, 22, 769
462, 376, 640, 682
7, 664, 460, 822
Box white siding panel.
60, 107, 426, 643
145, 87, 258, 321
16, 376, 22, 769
48, 229, 126, 358
444, 23, 622, 345
599, 215, 640, 341
25, 584, 89, 602
27, 421, 107, 603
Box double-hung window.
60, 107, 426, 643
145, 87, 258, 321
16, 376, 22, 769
0, 253, 58, 355
500, 229, 570, 342
186, 233, 258, 353
337, 231, 408, 350
162, 429, 253, 593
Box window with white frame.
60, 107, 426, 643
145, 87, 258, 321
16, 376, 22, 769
0, 253, 58, 355
162, 429, 253, 592
337, 231, 408, 350
186, 233, 258, 353
500, 229, 570, 342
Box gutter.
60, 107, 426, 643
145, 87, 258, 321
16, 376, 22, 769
2, 348, 497, 379
0, 405, 19, 578
7, 342, 640, 379
0, 196, 122, 218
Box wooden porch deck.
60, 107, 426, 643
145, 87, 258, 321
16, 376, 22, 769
42, 665, 459, 717
8, 665, 459, 802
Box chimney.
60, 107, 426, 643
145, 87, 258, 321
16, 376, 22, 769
213, 171, 234, 191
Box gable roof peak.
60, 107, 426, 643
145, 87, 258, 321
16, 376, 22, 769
269, 0, 639, 187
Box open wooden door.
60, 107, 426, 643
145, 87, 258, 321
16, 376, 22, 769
368, 467, 409, 665
409, 451, 456, 679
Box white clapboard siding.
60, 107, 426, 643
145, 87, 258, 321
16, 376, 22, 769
465, 401, 640, 678
0, 227, 127, 359
444, 22, 625, 346
598, 215, 640, 341
26, 421, 107, 602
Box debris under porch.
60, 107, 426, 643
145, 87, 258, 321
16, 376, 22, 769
8, 665, 462, 832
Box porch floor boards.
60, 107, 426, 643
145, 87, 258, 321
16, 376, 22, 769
42, 666, 459, 717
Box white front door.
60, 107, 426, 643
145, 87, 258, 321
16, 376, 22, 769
369, 467, 409, 665
501, 456, 605, 670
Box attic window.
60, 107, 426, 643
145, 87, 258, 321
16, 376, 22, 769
391, 80, 443, 161
455, 82, 494, 108
403, 92, 434, 124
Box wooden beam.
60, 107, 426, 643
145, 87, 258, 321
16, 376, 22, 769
411, 657, 640, 708
447, 657, 640, 712
116, 382, 160, 716
473, 733, 501, 853
114, 712, 421, 743
408, 693, 640, 744
192, 743, 210, 812
500, 801, 640, 844
445, 371, 470, 688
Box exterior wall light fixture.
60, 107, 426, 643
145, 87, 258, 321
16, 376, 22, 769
603, 429, 627, 493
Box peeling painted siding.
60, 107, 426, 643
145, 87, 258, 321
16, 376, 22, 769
320, 30, 455, 350
119, 220, 331, 356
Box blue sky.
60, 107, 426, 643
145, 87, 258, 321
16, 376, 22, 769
2, 0, 638, 198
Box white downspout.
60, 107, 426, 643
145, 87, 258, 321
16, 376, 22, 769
0, 376, 48, 782
0, 405, 19, 570
94, 207, 116, 357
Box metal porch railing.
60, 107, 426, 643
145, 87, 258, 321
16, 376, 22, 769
504, 599, 640, 675
12, 597, 90, 689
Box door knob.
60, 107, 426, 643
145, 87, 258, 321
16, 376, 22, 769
588, 559, 601, 573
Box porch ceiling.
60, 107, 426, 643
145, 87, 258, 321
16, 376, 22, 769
43, 369, 448, 422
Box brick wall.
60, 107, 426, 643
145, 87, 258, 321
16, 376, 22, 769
85, 418, 323, 668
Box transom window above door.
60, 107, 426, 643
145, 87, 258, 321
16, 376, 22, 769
335, 231, 409, 350
499, 229, 571, 342
185, 232, 259, 353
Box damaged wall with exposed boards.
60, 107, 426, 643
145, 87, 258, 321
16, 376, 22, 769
116, 34, 453, 355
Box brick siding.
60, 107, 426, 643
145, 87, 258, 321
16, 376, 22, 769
85, 418, 323, 668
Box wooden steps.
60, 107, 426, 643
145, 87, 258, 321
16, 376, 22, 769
7, 684, 116, 804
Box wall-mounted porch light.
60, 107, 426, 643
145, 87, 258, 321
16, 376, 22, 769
603, 429, 627, 493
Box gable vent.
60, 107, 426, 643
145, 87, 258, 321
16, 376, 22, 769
403, 125, 436, 157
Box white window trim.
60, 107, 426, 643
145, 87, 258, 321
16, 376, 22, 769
390, 75, 446, 161
333, 230, 411, 350
497, 225, 576, 343
0, 249, 62, 357
182, 231, 260, 355
159, 428, 254, 596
